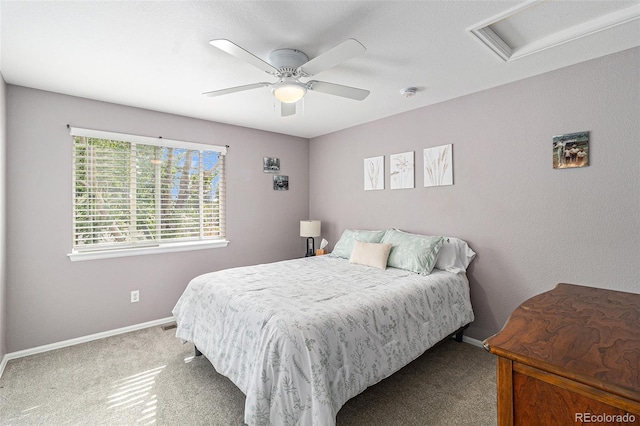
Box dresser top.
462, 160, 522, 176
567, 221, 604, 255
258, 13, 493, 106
484, 283, 640, 402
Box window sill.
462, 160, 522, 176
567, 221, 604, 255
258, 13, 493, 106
67, 239, 230, 262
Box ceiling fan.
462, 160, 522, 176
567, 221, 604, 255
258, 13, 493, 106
203, 38, 370, 117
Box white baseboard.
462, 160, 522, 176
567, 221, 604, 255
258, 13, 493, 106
0, 353, 8, 380
0, 316, 175, 379
462, 335, 485, 349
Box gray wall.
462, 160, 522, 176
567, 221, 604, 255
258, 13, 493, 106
0, 73, 7, 360
6, 87, 309, 352
4, 48, 639, 353
309, 47, 640, 340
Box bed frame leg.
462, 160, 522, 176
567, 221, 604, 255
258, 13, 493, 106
194, 346, 202, 357
453, 324, 469, 343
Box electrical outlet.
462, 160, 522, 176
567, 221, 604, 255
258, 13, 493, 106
131, 290, 140, 303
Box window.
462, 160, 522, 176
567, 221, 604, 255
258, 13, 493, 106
68, 127, 227, 261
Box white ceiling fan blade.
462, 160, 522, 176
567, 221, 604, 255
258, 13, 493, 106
307, 80, 370, 101
297, 39, 366, 76
281, 102, 296, 117
203, 82, 270, 97
210, 39, 279, 75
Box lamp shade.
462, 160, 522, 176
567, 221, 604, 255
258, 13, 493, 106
300, 220, 321, 238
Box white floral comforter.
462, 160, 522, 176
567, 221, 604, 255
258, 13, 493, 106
172, 255, 474, 426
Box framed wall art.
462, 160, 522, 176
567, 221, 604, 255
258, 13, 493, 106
553, 131, 589, 169
273, 175, 289, 190
364, 156, 384, 190
390, 151, 414, 189
424, 144, 453, 187
263, 157, 281, 173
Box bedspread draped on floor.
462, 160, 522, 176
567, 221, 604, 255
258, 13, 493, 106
173, 255, 474, 426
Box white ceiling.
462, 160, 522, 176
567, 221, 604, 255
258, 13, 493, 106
1, 1, 639, 139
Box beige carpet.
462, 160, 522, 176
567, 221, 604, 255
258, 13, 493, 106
0, 325, 496, 425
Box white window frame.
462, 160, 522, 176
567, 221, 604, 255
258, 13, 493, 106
67, 126, 229, 261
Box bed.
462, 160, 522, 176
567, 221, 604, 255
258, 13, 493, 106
172, 229, 476, 426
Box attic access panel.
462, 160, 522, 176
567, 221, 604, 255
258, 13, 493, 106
468, 0, 640, 61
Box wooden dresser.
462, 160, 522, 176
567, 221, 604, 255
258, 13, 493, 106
484, 283, 640, 425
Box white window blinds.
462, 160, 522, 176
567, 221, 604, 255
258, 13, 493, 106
70, 127, 226, 253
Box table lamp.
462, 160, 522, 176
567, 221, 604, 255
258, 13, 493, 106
300, 220, 321, 257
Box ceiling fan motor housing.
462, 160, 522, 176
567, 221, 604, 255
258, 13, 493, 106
269, 49, 309, 76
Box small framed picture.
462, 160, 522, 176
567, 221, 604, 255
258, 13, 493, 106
390, 151, 414, 189
553, 131, 589, 169
364, 156, 384, 190
263, 157, 280, 173
424, 144, 453, 187
273, 175, 289, 191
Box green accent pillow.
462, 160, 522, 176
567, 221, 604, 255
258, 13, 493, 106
381, 229, 444, 275
330, 229, 387, 259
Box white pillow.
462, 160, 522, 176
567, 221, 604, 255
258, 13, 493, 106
435, 237, 476, 273
349, 241, 393, 270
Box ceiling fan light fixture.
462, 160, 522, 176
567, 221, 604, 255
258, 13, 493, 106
272, 81, 307, 103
